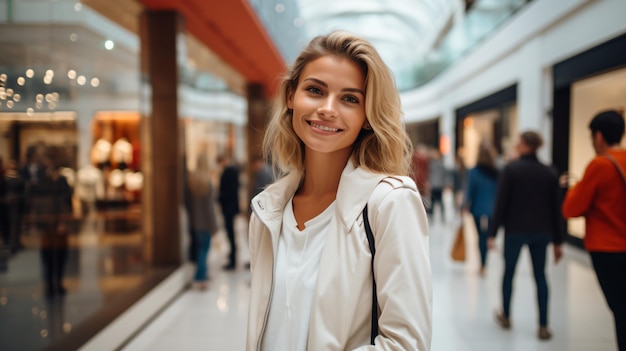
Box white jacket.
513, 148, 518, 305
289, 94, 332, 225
246, 161, 432, 350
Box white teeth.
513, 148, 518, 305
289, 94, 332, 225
310, 122, 339, 132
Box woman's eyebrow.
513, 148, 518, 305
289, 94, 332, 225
302, 77, 364, 96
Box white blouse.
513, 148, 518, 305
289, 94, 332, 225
262, 197, 335, 351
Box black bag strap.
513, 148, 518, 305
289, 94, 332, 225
362, 204, 378, 345
603, 153, 626, 186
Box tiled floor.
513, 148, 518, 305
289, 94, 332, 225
122, 214, 618, 351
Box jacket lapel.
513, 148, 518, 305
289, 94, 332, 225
335, 162, 387, 232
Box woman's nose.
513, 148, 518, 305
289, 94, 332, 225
317, 96, 337, 118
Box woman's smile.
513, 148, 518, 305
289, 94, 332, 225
308, 120, 342, 133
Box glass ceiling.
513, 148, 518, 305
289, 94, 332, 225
249, 0, 531, 91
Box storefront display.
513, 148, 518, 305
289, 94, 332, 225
89, 112, 143, 210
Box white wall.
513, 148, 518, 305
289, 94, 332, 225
401, 0, 626, 165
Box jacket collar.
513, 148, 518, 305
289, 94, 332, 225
520, 153, 538, 161
251, 161, 387, 233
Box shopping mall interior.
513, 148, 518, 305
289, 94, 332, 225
0, 0, 625, 350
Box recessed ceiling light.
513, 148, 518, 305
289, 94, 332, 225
275, 4, 285, 13
104, 40, 115, 50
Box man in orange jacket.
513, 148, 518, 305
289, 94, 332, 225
562, 110, 626, 351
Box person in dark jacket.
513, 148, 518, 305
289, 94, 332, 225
488, 131, 564, 341
218, 154, 240, 270
462, 142, 498, 275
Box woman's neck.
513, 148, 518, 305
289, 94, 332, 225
298, 151, 349, 197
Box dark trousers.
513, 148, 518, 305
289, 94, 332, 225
224, 213, 237, 266
502, 232, 550, 326
590, 252, 626, 351
41, 248, 68, 297
427, 188, 444, 216
472, 214, 490, 268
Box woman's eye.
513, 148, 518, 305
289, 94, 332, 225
344, 95, 359, 104
306, 86, 322, 95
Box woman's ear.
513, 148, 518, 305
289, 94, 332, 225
363, 120, 372, 130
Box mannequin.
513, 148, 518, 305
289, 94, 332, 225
112, 137, 133, 170
91, 123, 113, 168
75, 165, 104, 215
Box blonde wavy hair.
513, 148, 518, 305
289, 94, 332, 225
263, 30, 412, 176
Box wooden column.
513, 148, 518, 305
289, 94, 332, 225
140, 10, 184, 266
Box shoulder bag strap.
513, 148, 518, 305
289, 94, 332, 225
362, 204, 378, 345
603, 153, 626, 185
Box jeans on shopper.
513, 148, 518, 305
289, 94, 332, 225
472, 214, 491, 268
502, 232, 550, 326
193, 230, 211, 282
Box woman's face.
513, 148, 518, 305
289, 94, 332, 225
288, 54, 367, 161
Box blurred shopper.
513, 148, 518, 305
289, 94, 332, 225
488, 131, 564, 340
185, 153, 218, 290
249, 154, 274, 204
410, 144, 430, 208
246, 31, 431, 350
218, 154, 240, 270
31, 151, 73, 298
19, 146, 46, 231
561, 110, 626, 351
427, 148, 448, 221
451, 149, 468, 209
1, 159, 25, 253
462, 142, 498, 275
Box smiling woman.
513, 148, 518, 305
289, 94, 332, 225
246, 31, 432, 351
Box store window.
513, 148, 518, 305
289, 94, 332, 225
0, 1, 158, 350
460, 104, 518, 168
455, 85, 518, 169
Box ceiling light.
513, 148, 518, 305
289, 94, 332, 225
275, 4, 285, 13
77, 75, 86, 85
104, 40, 115, 50
17, 77, 25, 86
91, 78, 100, 87
26, 69, 34, 78
68, 70, 77, 79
